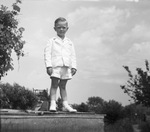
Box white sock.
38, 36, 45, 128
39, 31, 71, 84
63, 101, 68, 107
50, 100, 56, 111
51, 100, 56, 105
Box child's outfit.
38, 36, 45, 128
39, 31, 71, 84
44, 36, 77, 73
44, 36, 77, 112
51, 66, 72, 80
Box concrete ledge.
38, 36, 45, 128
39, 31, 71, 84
0, 109, 105, 132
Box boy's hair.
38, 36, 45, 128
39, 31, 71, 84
54, 17, 68, 27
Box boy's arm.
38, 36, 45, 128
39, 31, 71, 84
44, 39, 53, 68
46, 67, 53, 76
71, 68, 77, 76
71, 43, 77, 70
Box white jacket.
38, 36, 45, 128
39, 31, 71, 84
44, 36, 77, 69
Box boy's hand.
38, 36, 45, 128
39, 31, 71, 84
71, 68, 77, 76
47, 67, 53, 76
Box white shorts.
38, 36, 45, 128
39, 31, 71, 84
51, 66, 72, 80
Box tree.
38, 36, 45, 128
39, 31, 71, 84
72, 102, 89, 112
76, 102, 89, 112
87, 96, 105, 114
102, 100, 123, 124
0, 0, 25, 80
121, 60, 150, 107
123, 103, 147, 122
0, 87, 10, 108
0, 83, 38, 110
123, 103, 137, 119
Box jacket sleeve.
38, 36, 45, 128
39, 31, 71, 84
44, 39, 53, 68
71, 43, 77, 69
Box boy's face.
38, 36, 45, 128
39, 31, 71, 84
54, 21, 68, 38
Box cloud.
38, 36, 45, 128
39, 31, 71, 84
68, 6, 126, 28
62, 0, 141, 2
124, 42, 150, 65
131, 24, 150, 40
20, 16, 49, 58
126, 0, 139, 2
26, 68, 47, 88
63, 0, 140, 2
67, 6, 129, 77
66, 5, 150, 86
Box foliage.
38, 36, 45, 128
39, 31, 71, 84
0, 87, 10, 108
102, 100, 124, 124
84, 96, 124, 124
104, 118, 134, 132
123, 103, 147, 123
37, 89, 49, 101
76, 102, 89, 112
72, 102, 89, 112
56, 97, 63, 111
123, 104, 137, 120
139, 121, 150, 132
87, 96, 105, 114
56, 97, 78, 111
121, 60, 150, 107
0, 83, 38, 110
0, 0, 25, 80
146, 108, 150, 115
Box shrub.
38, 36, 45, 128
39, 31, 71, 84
87, 96, 105, 114
72, 102, 89, 112
139, 121, 150, 132
56, 97, 63, 111
104, 118, 134, 132
0, 87, 10, 108
102, 100, 124, 124
0, 83, 38, 110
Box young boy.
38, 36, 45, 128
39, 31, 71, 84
44, 17, 77, 112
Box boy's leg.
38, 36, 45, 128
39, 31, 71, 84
59, 79, 68, 101
59, 79, 77, 112
49, 77, 59, 111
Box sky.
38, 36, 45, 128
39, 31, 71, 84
1, 0, 150, 106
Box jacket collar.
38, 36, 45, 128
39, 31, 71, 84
56, 35, 68, 41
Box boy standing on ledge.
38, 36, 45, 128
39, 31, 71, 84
44, 17, 77, 112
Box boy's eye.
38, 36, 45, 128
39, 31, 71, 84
56, 27, 67, 29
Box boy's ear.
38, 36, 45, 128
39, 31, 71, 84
54, 27, 56, 31
65, 27, 69, 31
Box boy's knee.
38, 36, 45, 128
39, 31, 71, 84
51, 84, 58, 89
59, 83, 66, 89
51, 77, 59, 88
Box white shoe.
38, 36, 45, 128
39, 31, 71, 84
62, 105, 77, 113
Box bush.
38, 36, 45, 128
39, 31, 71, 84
104, 118, 134, 132
87, 96, 105, 114
139, 121, 150, 132
123, 104, 136, 118
0, 83, 38, 110
0, 87, 10, 108
72, 102, 89, 112
102, 100, 124, 124
56, 97, 63, 111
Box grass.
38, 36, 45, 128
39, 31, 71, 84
104, 118, 134, 132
